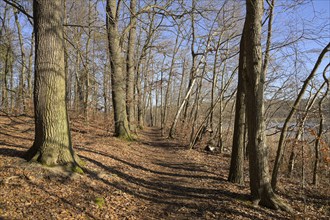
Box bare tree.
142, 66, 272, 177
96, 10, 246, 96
106, 0, 131, 139
271, 42, 330, 190
243, 0, 291, 211
126, 0, 137, 131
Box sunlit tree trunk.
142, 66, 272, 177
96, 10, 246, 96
126, 0, 136, 131
14, 9, 26, 113
2, 44, 13, 113
228, 28, 246, 185
25, 0, 80, 168
27, 32, 34, 102
243, 0, 291, 211
106, 0, 131, 139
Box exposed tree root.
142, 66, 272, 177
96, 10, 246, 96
259, 184, 293, 213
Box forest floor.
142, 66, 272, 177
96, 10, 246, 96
0, 114, 329, 220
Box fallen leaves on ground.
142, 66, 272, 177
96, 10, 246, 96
0, 114, 329, 219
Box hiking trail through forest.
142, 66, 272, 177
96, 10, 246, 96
0, 114, 329, 219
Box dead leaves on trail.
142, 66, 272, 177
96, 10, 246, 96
0, 114, 329, 219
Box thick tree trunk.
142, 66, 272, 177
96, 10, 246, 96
243, 0, 291, 212
25, 0, 80, 168
106, 0, 131, 139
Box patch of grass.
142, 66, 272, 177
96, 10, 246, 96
72, 165, 84, 174
94, 197, 105, 208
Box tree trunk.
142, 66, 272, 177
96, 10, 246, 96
163, 34, 181, 131
243, 0, 291, 212
313, 64, 329, 185
106, 0, 131, 139
14, 9, 26, 113
126, 0, 136, 131
176, 58, 186, 112
271, 42, 330, 190
228, 28, 246, 185
27, 32, 34, 101
25, 0, 80, 169
287, 82, 325, 177
2, 44, 13, 112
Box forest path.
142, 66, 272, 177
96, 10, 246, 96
0, 115, 293, 219
121, 126, 246, 219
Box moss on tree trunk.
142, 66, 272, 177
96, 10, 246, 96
25, 0, 81, 170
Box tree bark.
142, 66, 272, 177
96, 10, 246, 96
14, 9, 27, 113
313, 64, 329, 185
25, 0, 80, 169
126, 0, 137, 131
106, 0, 131, 139
243, 0, 291, 212
228, 28, 246, 185
2, 44, 13, 112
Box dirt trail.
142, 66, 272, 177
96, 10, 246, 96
1, 115, 326, 219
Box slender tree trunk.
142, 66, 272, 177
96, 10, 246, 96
126, 0, 137, 130
176, 58, 186, 111
136, 69, 143, 128
27, 32, 34, 100
217, 41, 230, 152
83, 1, 93, 121
163, 34, 180, 130
103, 61, 110, 117
169, 77, 197, 138
287, 82, 325, 177
210, 41, 220, 132
14, 9, 26, 113
271, 42, 330, 190
169, 26, 217, 138
25, 0, 80, 169
2, 44, 12, 112
313, 65, 329, 185
183, 0, 196, 123
9, 53, 14, 113
228, 28, 246, 185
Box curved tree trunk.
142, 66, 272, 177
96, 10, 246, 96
271, 42, 330, 190
287, 81, 326, 177
25, 0, 80, 168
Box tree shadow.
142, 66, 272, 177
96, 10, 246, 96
0, 131, 33, 141
25, 180, 97, 219
81, 155, 286, 220
77, 146, 222, 181
0, 142, 26, 158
